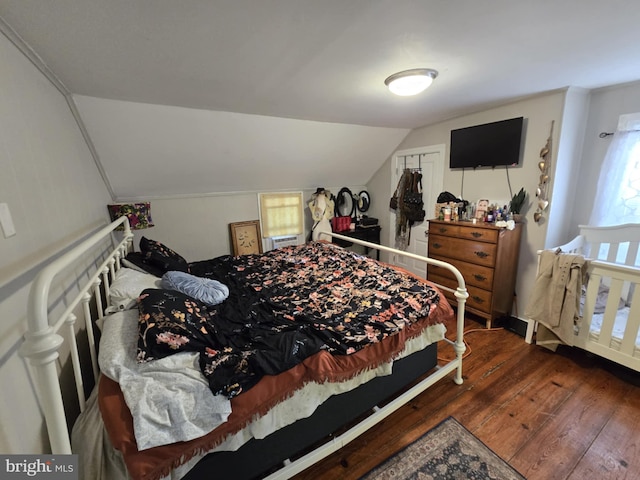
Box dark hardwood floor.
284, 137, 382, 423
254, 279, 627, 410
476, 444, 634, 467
293, 315, 640, 480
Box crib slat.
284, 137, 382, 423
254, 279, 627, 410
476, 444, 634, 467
606, 243, 620, 263
597, 278, 625, 348
591, 241, 603, 260
620, 298, 640, 355
626, 241, 639, 307
626, 241, 639, 266
579, 272, 600, 342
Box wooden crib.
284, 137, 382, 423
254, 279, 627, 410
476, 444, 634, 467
525, 223, 640, 373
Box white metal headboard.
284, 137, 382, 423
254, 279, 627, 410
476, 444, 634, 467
19, 217, 133, 454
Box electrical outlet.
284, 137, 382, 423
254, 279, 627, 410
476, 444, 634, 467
0, 203, 16, 238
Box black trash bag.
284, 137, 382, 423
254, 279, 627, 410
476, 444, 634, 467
437, 191, 461, 203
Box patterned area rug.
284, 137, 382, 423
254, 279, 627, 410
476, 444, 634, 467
359, 417, 525, 479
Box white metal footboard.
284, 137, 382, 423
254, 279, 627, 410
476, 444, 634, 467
19, 217, 133, 454
263, 232, 471, 480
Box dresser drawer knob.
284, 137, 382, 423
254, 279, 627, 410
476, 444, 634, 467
433, 242, 442, 249
474, 251, 489, 259
471, 296, 485, 304
471, 232, 483, 238
473, 274, 487, 282
438, 227, 447, 233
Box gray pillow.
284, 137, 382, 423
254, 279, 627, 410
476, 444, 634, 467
161, 271, 229, 305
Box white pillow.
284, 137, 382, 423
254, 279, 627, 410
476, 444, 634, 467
122, 257, 154, 275
107, 267, 162, 313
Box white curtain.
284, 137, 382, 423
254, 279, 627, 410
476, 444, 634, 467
589, 113, 640, 226
259, 192, 304, 237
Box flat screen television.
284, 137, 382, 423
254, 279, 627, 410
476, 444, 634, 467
449, 117, 524, 169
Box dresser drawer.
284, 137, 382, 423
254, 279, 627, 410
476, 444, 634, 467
427, 273, 493, 314
428, 222, 460, 237
429, 254, 495, 290
428, 234, 497, 267
457, 226, 498, 243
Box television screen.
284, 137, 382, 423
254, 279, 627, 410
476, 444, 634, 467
449, 117, 524, 169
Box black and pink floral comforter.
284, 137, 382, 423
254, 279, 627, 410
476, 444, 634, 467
137, 242, 441, 398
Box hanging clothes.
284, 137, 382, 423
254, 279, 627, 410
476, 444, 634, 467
391, 169, 425, 249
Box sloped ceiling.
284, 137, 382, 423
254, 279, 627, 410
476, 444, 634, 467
2, 1, 640, 198
73, 95, 408, 197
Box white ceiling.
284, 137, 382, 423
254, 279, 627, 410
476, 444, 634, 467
2, 1, 640, 197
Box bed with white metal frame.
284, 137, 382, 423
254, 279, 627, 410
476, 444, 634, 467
19, 217, 468, 479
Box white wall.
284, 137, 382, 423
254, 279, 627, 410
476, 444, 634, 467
545, 87, 590, 247
124, 185, 366, 262
0, 32, 112, 453
368, 90, 569, 323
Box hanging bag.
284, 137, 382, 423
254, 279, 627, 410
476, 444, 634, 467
403, 172, 422, 205
391, 169, 412, 210
403, 171, 426, 222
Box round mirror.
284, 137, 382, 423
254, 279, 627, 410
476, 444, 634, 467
335, 187, 355, 217
357, 190, 370, 213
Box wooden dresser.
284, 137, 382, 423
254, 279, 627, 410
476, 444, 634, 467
426, 219, 522, 328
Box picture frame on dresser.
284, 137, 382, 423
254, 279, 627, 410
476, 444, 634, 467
230, 220, 263, 256
476, 199, 489, 220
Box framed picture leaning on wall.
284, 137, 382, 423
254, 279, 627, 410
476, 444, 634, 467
229, 220, 263, 256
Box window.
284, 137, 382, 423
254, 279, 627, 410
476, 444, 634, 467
258, 192, 304, 238
590, 113, 640, 226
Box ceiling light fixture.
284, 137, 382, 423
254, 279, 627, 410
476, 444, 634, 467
384, 68, 438, 96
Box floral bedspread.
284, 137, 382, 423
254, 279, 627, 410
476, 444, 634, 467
137, 242, 440, 398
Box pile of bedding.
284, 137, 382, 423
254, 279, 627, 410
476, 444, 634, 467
138, 242, 442, 398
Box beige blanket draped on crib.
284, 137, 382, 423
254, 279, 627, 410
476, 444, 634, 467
525, 250, 589, 351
